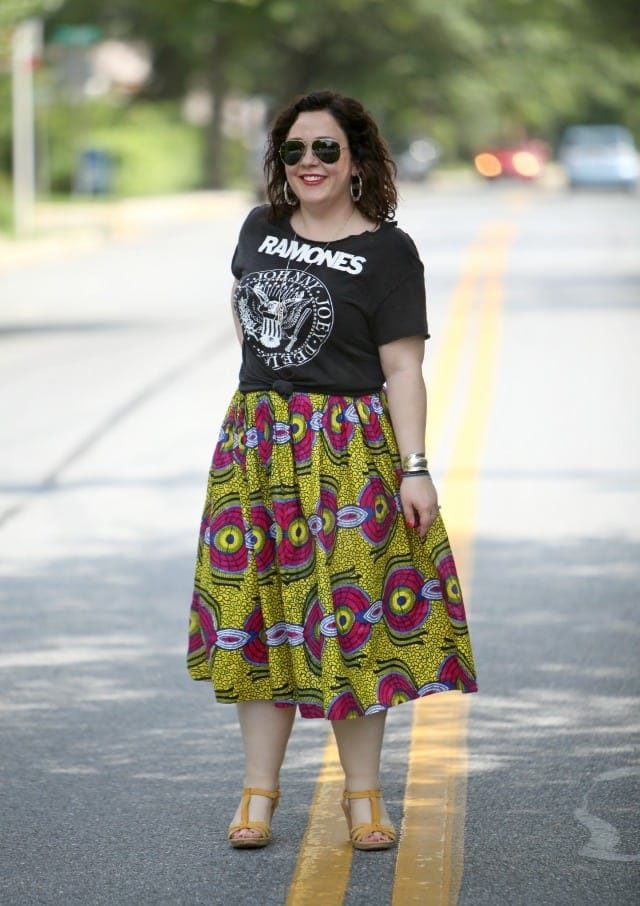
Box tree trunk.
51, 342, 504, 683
204, 33, 228, 188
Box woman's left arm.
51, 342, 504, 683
379, 335, 439, 539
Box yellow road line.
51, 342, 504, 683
392, 221, 519, 906
427, 230, 495, 455
444, 223, 518, 548
285, 734, 351, 906
392, 695, 471, 905
286, 210, 522, 906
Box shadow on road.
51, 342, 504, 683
461, 533, 640, 905
1, 527, 638, 904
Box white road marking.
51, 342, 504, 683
574, 767, 640, 862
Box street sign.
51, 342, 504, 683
50, 25, 103, 47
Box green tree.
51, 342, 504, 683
45, 0, 273, 185
15, 0, 640, 189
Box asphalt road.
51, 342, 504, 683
1, 182, 638, 905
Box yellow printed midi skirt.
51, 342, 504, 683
186, 389, 477, 718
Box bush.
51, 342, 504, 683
0, 171, 12, 231
44, 97, 204, 196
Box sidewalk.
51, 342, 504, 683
0, 190, 251, 272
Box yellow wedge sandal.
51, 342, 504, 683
227, 787, 280, 849
341, 789, 396, 851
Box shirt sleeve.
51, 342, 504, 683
372, 265, 429, 345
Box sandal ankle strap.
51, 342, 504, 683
343, 788, 383, 825
243, 786, 280, 800
342, 788, 381, 800
237, 787, 280, 827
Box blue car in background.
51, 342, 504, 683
559, 125, 639, 190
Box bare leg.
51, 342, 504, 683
331, 711, 393, 844
229, 701, 296, 840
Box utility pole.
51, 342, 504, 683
11, 19, 42, 236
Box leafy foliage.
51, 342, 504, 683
1, 0, 638, 192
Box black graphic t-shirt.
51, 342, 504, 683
231, 205, 429, 394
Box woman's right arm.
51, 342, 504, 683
231, 280, 243, 345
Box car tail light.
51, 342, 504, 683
512, 151, 541, 178
474, 153, 502, 178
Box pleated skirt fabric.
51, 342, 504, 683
186, 389, 477, 719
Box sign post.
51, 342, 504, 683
11, 18, 42, 235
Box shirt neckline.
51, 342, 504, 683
281, 215, 393, 245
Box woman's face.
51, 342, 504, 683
283, 110, 356, 212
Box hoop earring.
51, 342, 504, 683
284, 182, 297, 206
350, 173, 363, 202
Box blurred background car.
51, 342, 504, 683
558, 124, 639, 190
473, 139, 550, 182
395, 138, 440, 181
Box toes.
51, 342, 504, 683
231, 828, 260, 839
362, 831, 392, 843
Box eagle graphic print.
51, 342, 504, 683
234, 269, 334, 370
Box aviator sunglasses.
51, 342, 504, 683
279, 137, 348, 166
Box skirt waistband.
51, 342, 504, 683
239, 380, 383, 399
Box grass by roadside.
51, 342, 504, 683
0, 97, 255, 241
0, 173, 12, 233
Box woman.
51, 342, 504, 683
187, 90, 477, 851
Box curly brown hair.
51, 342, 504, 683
265, 90, 397, 223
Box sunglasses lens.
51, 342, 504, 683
280, 141, 305, 165
280, 138, 343, 165
312, 139, 342, 163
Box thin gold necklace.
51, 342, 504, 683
275, 206, 355, 313
284, 206, 356, 277
265, 206, 356, 392
294, 205, 356, 244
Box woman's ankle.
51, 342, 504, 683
242, 776, 280, 792
343, 776, 381, 792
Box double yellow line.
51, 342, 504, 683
392, 220, 519, 905
286, 213, 522, 906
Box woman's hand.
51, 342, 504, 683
400, 474, 439, 539
379, 336, 437, 539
